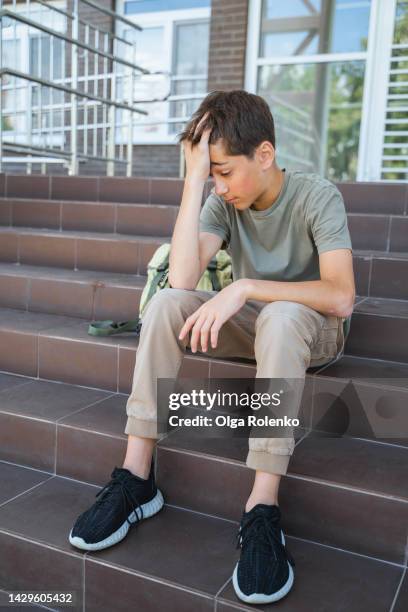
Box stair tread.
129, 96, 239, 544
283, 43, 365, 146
0, 194, 406, 215
0, 196, 174, 208
0, 302, 408, 358
0, 225, 170, 242
354, 249, 408, 260
0, 307, 140, 350
318, 354, 408, 385
0, 261, 147, 287
0, 460, 403, 611
354, 296, 408, 318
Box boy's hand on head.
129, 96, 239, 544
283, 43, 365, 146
178, 280, 249, 353
182, 112, 212, 182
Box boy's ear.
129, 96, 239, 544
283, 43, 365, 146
256, 141, 275, 169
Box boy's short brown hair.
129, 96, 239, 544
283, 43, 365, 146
177, 90, 276, 158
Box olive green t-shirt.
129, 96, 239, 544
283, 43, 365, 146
199, 170, 352, 283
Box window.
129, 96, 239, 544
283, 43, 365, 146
29, 35, 64, 80
247, 0, 373, 181
125, 0, 210, 14
116, 0, 210, 143
260, 0, 371, 56
170, 20, 209, 135
258, 61, 365, 180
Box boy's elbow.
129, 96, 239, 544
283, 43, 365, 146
168, 272, 197, 291
333, 289, 355, 318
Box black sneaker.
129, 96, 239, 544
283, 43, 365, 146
68, 462, 164, 551
232, 504, 295, 604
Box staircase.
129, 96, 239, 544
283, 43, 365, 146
0, 173, 407, 612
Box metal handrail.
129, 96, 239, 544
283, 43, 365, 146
80, 0, 143, 31
0, 9, 148, 74
33, 0, 133, 47
0, 0, 183, 176
0, 68, 148, 114
3, 138, 125, 163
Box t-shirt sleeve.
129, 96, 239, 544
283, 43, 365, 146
199, 191, 231, 248
305, 185, 353, 254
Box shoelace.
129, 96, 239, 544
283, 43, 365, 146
95, 475, 144, 526
235, 513, 295, 567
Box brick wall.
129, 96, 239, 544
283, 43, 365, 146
207, 0, 249, 91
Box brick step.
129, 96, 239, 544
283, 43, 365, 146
0, 463, 404, 612
354, 250, 408, 300
0, 174, 186, 207
1, 173, 407, 215
0, 285, 407, 373
0, 263, 145, 322
347, 297, 408, 362
1, 220, 408, 299
0, 366, 407, 565
347, 213, 408, 252
0, 251, 408, 321
2, 196, 408, 252
0, 197, 178, 237
0, 226, 167, 275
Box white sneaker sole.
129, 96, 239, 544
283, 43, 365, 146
232, 531, 295, 604
68, 488, 164, 551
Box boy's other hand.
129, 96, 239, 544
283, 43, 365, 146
178, 280, 249, 353
182, 112, 212, 182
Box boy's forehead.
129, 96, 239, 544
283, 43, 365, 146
209, 140, 249, 166
209, 139, 229, 165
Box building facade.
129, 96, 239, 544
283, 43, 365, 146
1, 0, 407, 181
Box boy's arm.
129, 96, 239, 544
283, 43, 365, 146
179, 249, 355, 354
241, 248, 355, 318
169, 113, 222, 289
168, 175, 223, 289
238, 184, 355, 318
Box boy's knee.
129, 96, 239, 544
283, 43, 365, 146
256, 301, 309, 333
142, 287, 198, 324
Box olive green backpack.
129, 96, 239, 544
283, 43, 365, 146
88, 243, 232, 337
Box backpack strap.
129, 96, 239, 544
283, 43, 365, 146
88, 319, 141, 336
207, 257, 221, 291
142, 252, 170, 306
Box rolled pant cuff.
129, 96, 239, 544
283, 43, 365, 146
246, 450, 291, 476
124, 416, 164, 440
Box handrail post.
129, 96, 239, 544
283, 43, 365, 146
126, 42, 135, 177
69, 0, 79, 175
107, 39, 116, 176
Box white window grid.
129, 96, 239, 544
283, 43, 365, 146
1, 0, 122, 158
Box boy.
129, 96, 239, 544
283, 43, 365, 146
69, 90, 355, 605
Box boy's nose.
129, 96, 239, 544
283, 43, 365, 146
214, 180, 228, 197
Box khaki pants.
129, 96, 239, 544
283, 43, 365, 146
125, 288, 345, 476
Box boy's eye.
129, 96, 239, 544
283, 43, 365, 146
221, 172, 231, 176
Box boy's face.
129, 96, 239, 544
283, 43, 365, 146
208, 138, 273, 210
